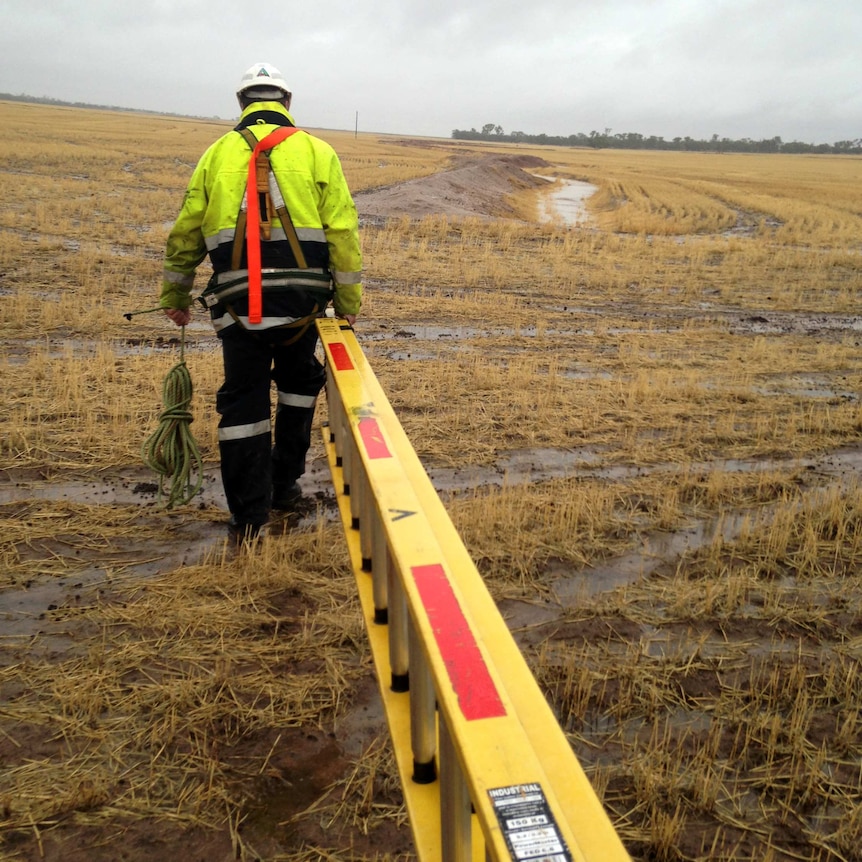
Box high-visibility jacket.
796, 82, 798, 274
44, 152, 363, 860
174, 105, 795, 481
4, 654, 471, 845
160, 102, 362, 329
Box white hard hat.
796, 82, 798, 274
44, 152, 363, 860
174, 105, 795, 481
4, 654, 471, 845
236, 62, 291, 99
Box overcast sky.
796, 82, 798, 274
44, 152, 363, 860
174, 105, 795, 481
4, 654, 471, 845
2, 0, 860, 144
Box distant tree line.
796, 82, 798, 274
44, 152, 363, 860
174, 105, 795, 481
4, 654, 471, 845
452, 123, 862, 155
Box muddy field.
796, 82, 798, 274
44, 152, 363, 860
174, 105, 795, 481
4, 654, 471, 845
2, 103, 862, 862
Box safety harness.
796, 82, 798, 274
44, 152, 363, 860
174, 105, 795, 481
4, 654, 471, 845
198, 122, 333, 343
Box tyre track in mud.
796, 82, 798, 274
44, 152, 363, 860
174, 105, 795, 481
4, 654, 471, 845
4, 441, 861, 651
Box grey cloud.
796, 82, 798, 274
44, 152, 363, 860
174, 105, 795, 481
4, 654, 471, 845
0, 0, 859, 142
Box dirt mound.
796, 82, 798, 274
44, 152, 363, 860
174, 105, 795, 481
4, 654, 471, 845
355, 154, 552, 220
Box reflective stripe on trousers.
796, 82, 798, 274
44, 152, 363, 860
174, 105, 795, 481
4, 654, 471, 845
218, 418, 271, 441
278, 391, 317, 409
217, 324, 325, 526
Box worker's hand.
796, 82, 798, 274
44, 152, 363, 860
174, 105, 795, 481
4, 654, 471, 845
165, 308, 191, 327
338, 314, 357, 327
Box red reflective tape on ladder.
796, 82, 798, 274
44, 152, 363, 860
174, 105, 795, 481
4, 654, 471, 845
358, 417, 392, 459
327, 342, 354, 371
245, 126, 301, 324
411, 564, 507, 721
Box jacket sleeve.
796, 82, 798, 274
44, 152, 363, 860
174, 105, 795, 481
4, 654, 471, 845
160, 159, 210, 310
318, 151, 363, 317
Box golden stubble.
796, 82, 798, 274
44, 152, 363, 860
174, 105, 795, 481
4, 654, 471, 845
1, 101, 862, 860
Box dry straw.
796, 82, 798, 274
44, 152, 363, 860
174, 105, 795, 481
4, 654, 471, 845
2, 100, 862, 860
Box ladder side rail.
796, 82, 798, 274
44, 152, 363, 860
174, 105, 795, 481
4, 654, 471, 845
317, 319, 630, 862
320, 409, 444, 858
329, 321, 631, 862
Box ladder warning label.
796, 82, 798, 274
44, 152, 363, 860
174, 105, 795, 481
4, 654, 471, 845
488, 784, 572, 862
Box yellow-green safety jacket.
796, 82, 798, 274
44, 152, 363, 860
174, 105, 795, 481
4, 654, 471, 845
160, 102, 362, 330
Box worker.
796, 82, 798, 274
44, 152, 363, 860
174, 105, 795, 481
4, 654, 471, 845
160, 62, 362, 544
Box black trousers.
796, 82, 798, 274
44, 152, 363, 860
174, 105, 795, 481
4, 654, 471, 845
216, 323, 325, 527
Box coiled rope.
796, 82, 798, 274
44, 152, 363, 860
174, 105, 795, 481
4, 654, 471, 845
141, 327, 203, 508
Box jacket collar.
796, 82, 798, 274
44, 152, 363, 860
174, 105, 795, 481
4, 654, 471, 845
234, 101, 295, 131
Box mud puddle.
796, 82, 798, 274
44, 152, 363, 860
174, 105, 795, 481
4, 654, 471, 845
6, 442, 861, 647
431, 443, 862, 494
551, 507, 756, 607
363, 324, 489, 342
534, 176, 597, 225
0, 505, 237, 657
0, 450, 336, 508
1, 332, 217, 366
501, 508, 758, 636
498, 443, 862, 634
0, 451, 339, 651
360, 305, 862, 364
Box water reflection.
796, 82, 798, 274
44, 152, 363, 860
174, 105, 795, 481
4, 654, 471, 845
535, 177, 598, 225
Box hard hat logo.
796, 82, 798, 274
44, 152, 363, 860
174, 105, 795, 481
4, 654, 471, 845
237, 63, 291, 101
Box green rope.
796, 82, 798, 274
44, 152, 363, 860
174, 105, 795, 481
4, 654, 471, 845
142, 327, 204, 509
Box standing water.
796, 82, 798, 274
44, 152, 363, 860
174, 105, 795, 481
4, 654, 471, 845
535, 176, 597, 225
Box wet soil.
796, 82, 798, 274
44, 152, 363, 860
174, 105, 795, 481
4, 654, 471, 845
3, 152, 862, 861
8, 440, 858, 658
6, 440, 861, 860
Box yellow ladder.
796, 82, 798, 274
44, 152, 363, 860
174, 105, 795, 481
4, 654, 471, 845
317, 318, 630, 862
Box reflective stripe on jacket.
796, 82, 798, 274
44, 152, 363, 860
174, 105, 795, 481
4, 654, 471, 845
160, 102, 362, 323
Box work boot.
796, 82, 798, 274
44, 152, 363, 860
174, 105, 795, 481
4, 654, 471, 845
272, 481, 303, 511
227, 517, 265, 550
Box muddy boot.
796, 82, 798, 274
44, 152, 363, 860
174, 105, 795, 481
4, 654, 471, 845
272, 481, 303, 512
227, 517, 265, 552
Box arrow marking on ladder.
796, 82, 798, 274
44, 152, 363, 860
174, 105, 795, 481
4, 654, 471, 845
389, 508, 416, 521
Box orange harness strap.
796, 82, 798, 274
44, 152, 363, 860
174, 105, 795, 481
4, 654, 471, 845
244, 126, 301, 323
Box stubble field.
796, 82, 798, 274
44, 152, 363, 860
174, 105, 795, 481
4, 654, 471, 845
1, 100, 862, 861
